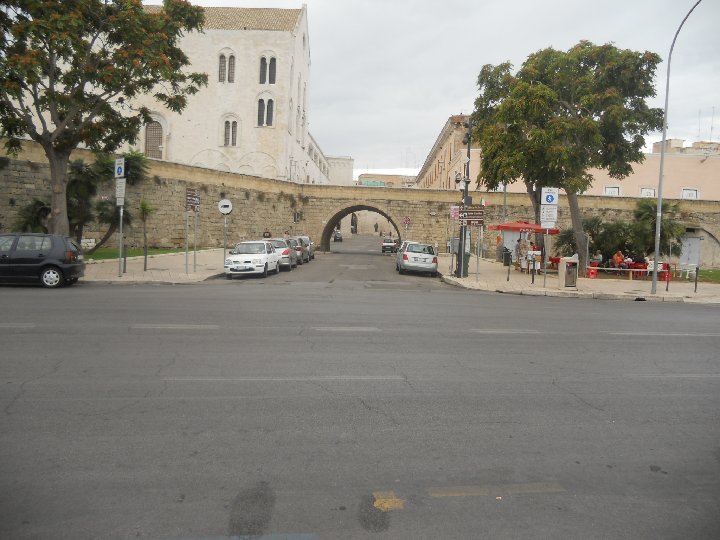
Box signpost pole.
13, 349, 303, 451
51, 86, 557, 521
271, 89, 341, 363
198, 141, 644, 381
193, 208, 197, 272
476, 224, 480, 282
185, 211, 189, 275
223, 215, 227, 262
118, 205, 123, 277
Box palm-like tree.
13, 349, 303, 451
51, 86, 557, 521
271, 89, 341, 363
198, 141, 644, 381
139, 199, 156, 271
633, 199, 684, 257
13, 198, 51, 232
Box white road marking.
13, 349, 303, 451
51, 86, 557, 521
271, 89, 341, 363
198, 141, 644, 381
625, 374, 720, 379
164, 376, 405, 382
311, 326, 381, 332
472, 329, 541, 334
608, 332, 720, 337
0, 323, 36, 328
131, 324, 220, 330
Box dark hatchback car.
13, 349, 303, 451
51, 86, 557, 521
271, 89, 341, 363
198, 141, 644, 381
0, 233, 85, 288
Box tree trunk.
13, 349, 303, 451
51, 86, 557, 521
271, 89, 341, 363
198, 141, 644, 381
143, 220, 148, 271
566, 190, 587, 274
43, 147, 72, 236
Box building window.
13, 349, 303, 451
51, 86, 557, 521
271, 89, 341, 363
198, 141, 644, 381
224, 121, 230, 146
145, 121, 163, 159
231, 121, 237, 145
269, 58, 276, 84
219, 54, 226, 83
257, 99, 274, 127
604, 186, 621, 197
227, 55, 235, 83
259, 57, 267, 84
640, 187, 655, 198
681, 188, 698, 200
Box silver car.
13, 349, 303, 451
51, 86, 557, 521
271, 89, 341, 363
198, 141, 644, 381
395, 240, 418, 270
289, 236, 310, 264
397, 242, 438, 277
269, 238, 298, 270
296, 235, 315, 260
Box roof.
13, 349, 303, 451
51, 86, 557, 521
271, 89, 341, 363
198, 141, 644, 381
144, 6, 302, 32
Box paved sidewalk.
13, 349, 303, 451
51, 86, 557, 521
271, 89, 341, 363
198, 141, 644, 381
438, 254, 720, 304
82, 249, 720, 303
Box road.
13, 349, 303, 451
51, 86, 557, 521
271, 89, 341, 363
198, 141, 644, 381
1, 234, 719, 539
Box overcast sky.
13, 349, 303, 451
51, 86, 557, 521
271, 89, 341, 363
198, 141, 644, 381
145, 1, 719, 177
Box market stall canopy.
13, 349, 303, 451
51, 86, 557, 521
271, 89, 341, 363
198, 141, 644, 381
488, 220, 560, 235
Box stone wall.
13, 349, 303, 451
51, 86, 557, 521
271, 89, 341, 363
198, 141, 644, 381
2, 141, 719, 265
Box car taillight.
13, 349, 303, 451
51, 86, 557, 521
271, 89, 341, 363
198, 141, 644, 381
402, 254, 408, 260
282, 248, 290, 255
65, 251, 77, 262
432, 256, 438, 264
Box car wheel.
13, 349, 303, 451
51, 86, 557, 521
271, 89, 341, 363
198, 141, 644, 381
226, 274, 233, 280
40, 266, 64, 288
262, 264, 268, 278
398, 266, 405, 275
275, 261, 280, 274
432, 272, 438, 278
297, 256, 303, 265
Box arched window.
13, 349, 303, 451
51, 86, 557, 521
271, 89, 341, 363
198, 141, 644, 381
231, 121, 237, 145
224, 121, 231, 146
227, 55, 235, 83
219, 54, 226, 83
223, 120, 238, 146
145, 121, 163, 159
259, 57, 267, 84
268, 58, 276, 84
257, 99, 274, 127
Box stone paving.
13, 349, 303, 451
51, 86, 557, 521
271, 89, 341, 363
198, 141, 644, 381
81, 249, 720, 304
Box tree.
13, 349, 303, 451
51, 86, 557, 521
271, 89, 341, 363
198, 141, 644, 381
472, 41, 663, 271
632, 199, 684, 257
138, 198, 156, 271
0, 0, 207, 235
13, 198, 50, 232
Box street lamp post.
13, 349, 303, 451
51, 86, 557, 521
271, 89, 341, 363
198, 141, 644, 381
651, 0, 702, 294
455, 120, 473, 277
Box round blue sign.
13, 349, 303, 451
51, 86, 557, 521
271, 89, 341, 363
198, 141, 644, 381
545, 194, 555, 203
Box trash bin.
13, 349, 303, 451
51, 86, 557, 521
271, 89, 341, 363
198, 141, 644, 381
502, 249, 512, 267
565, 262, 578, 287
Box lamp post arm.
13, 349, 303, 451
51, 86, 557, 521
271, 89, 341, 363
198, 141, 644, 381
651, 0, 702, 294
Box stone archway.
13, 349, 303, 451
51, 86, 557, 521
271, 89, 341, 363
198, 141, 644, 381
320, 204, 402, 251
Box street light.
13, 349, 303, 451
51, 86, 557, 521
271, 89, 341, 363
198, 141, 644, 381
455, 120, 473, 277
651, 0, 703, 294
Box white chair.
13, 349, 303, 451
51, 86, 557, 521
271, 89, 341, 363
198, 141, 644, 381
680, 264, 697, 280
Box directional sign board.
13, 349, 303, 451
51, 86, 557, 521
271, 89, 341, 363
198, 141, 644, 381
186, 188, 200, 212
459, 204, 484, 226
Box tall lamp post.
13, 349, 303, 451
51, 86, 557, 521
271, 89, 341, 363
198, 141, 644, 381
455, 120, 473, 277
651, 0, 702, 294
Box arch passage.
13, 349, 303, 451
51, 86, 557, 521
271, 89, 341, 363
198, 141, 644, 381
320, 204, 401, 251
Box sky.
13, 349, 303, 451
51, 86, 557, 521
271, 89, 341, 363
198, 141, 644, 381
144, 1, 720, 178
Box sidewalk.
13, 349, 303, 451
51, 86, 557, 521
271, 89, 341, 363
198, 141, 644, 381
82, 248, 227, 285
437, 254, 720, 304
82, 249, 720, 303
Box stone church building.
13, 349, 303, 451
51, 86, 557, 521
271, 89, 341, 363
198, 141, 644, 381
134, 5, 353, 185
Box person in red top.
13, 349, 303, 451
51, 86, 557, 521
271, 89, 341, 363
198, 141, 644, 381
612, 250, 627, 269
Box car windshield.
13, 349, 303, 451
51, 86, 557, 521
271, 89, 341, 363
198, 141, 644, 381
234, 243, 265, 254
383, 238, 393, 243
271, 241, 286, 248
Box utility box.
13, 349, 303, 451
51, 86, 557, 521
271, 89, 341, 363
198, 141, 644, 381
559, 257, 578, 288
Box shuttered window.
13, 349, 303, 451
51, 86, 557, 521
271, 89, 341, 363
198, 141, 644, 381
145, 121, 163, 159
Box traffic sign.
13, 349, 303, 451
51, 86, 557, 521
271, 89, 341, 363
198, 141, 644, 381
218, 199, 233, 215
541, 187, 559, 205
114, 158, 126, 179
540, 205, 557, 223
186, 188, 200, 212
403, 216, 411, 226
115, 178, 126, 199
116, 197, 124, 207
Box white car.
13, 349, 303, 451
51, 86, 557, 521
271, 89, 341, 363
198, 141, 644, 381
225, 240, 280, 278
395, 240, 418, 269
397, 242, 438, 277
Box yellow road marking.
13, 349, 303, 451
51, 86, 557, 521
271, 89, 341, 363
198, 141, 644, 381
429, 481, 565, 498
372, 491, 405, 511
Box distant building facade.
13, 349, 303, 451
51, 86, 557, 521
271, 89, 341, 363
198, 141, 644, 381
357, 173, 417, 188
132, 6, 352, 185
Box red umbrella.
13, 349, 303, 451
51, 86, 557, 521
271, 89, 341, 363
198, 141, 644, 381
488, 220, 560, 235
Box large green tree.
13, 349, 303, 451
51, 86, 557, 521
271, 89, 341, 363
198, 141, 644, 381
472, 41, 663, 271
0, 0, 207, 235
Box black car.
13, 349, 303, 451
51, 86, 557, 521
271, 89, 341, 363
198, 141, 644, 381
0, 233, 85, 288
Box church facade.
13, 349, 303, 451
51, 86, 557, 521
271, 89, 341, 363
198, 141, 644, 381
133, 6, 353, 185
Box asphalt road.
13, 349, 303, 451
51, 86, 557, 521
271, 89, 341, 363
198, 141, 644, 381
1, 235, 719, 539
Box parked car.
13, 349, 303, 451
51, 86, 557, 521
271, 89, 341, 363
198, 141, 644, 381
395, 240, 418, 269
381, 236, 398, 253
296, 235, 315, 260
397, 242, 438, 277
334, 230, 343, 242
269, 238, 297, 270
289, 236, 310, 264
224, 240, 280, 278
0, 233, 85, 288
